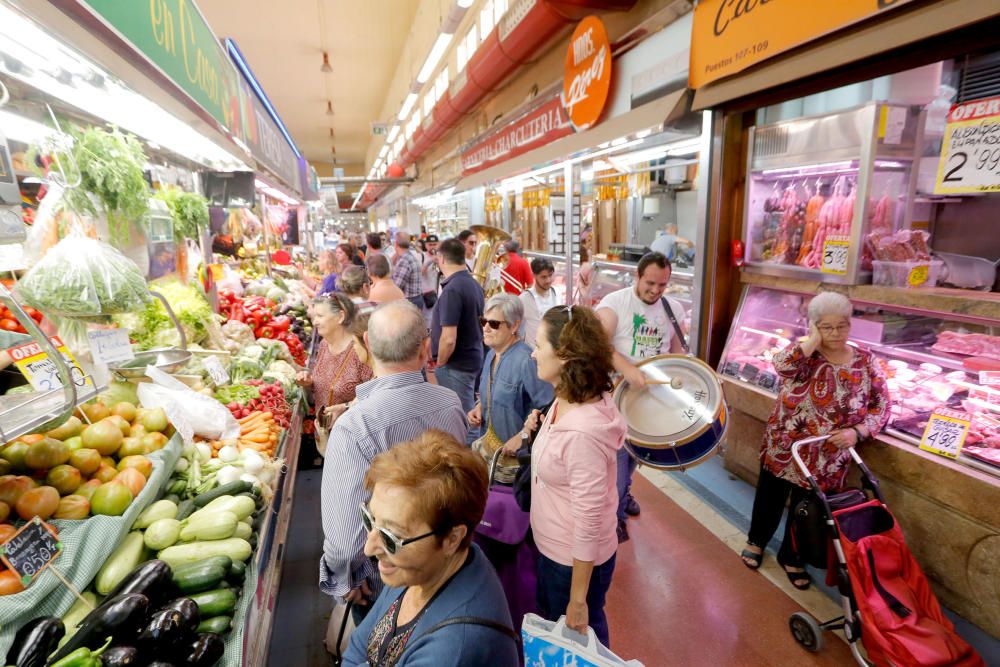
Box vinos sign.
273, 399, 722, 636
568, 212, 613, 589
562, 16, 612, 131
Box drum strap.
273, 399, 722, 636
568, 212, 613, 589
661, 297, 689, 354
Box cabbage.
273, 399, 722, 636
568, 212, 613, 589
99, 380, 139, 406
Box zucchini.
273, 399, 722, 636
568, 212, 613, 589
176, 499, 196, 520
59, 592, 99, 646
174, 555, 233, 574
95, 531, 145, 595
192, 481, 253, 507
228, 560, 246, 582
233, 521, 252, 540
144, 518, 181, 550
167, 479, 186, 495
163, 493, 181, 506
179, 510, 238, 542
133, 499, 178, 529
197, 615, 232, 634
172, 562, 227, 594
190, 495, 256, 522
157, 538, 253, 569
188, 588, 237, 617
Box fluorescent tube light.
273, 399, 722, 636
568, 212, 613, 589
417, 34, 453, 84
386, 124, 400, 143
0, 108, 55, 144
397, 93, 418, 121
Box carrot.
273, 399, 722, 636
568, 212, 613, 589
243, 433, 270, 444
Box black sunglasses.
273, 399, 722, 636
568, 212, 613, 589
479, 317, 507, 330
360, 503, 436, 554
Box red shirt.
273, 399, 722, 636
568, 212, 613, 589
501, 251, 534, 294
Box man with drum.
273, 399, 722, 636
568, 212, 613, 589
596, 251, 687, 542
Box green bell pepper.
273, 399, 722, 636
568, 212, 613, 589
49, 636, 112, 667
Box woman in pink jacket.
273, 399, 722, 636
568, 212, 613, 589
527, 304, 626, 647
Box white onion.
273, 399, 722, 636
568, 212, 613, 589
218, 446, 240, 463
241, 450, 264, 474
195, 443, 212, 463
239, 473, 261, 488
216, 466, 242, 486
174, 457, 189, 473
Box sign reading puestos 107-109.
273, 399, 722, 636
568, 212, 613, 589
934, 96, 1000, 195
562, 16, 612, 131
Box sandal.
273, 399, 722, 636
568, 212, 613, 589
740, 547, 763, 570
781, 565, 812, 590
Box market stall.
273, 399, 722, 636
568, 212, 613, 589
691, 0, 1000, 639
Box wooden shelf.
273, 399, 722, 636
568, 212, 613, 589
741, 270, 1000, 323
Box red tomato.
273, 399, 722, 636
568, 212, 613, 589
0, 319, 19, 332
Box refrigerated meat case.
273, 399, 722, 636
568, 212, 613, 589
719, 284, 1000, 477
742, 102, 923, 285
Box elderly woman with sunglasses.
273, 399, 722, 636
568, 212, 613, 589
468, 294, 553, 463
342, 430, 519, 667
741, 292, 890, 589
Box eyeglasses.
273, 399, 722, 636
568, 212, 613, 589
360, 503, 436, 555
479, 317, 507, 330
818, 325, 850, 334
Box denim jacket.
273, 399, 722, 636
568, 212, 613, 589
477, 340, 554, 442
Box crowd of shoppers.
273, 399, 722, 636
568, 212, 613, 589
307, 225, 887, 665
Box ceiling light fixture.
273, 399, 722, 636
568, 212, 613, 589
417, 34, 453, 84
386, 124, 400, 143
457, 0, 475, 7
397, 93, 418, 121
320, 51, 332, 73
326, 100, 334, 116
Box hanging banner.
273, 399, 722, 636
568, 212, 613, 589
934, 96, 1000, 195
562, 16, 613, 131
689, 0, 916, 89
460, 95, 573, 176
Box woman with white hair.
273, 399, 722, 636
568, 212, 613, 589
740, 291, 891, 589
468, 293, 553, 467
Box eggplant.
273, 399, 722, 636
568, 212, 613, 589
100, 645, 141, 667
136, 609, 190, 650
6, 616, 65, 667
47, 593, 150, 664
176, 633, 224, 667
98, 560, 173, 608
153, 598, 200, 635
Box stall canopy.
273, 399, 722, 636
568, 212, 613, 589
692, 0, 1000, 111
454, 88, 690, 193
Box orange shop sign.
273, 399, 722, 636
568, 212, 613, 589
562, 16, 613, 131
689, 0, 916, 89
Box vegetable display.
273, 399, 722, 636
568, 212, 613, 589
114, 279, 219, 351
154, 188, 210, 242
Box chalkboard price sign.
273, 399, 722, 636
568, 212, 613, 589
721, 361, 742, 377
0, 517, 62, 585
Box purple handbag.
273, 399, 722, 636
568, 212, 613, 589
478, 449, 531, 545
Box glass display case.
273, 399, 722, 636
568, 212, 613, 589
744, 102, 923, 284
582, 260, 694, 334
719, 285, 1000, 477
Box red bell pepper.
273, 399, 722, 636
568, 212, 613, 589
270, 316, 291, 332
257, 326, 276, 339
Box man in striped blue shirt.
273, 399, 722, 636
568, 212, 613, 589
318, 299, 467, 621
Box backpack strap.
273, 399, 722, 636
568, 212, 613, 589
660, 296, 689, 354
419, 615, 519, 644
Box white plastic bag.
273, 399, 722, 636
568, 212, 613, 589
137, 365, 240, 445
521, 614, 644, 667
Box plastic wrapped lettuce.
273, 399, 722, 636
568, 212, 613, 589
16, 233, 149, 316
114, 279, 216, 350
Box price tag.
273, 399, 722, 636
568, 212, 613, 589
821, 236, 850, 275
979, 371, 1000, 386
934, 96, 1000, 194
756, 372, 778, 391
8, 336, 92, 392
0, 517, 61, 586
739, 363, 759, 382
204, 356, 230, 386
721, 361, 741, 377
906, 264, 930, 287
919, 409, 971, 459
86, 329, 135, 365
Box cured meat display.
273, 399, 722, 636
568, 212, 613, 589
931, 331, 1000, 361
800, 177, 856, 269
867, 229, 932, 262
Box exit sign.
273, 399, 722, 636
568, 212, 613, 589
371, 123, 389, 136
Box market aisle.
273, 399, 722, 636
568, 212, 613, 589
267, 469, 330, 667
606, 474, 856, 666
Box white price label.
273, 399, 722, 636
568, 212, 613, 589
979, 371, 1000, 386
204, 356, 230, 386
934, 96, 1000, 195
86, 329, 135, 365
919, 409, 971, 459
821, 236, 850, 275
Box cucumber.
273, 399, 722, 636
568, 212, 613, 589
172, 562, 227, 594
176, 499, 196, 520
197, 615, 232, 634
192, 481, 253, 507
188, 588, 237, 617
228, 560, 246, 582
163, 493, 181, 505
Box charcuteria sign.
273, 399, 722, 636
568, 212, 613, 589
562, 16, 612, 131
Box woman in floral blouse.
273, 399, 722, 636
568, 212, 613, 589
740, 292, 891, 590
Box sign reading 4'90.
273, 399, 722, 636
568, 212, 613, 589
934, 96, 1000, 195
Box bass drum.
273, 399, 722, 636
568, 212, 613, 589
613, 354, 728, 471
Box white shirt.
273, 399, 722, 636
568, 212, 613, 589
466, 257, 475, 272
519, 287, 561, 349
597, 287, 686, 362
